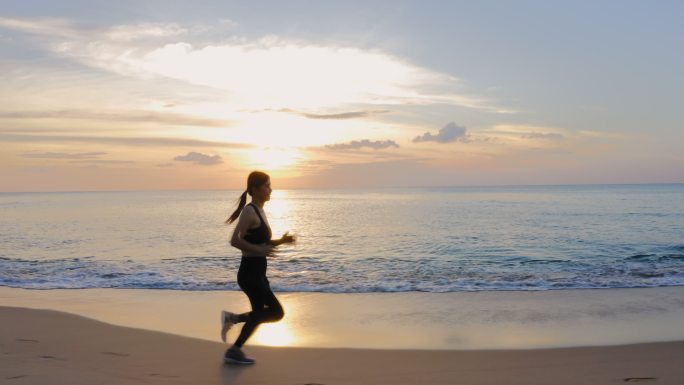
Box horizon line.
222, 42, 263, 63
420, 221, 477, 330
2, 182, 683, 194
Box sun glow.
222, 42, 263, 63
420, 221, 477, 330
243, 147, 302, 170
238, 112, 354, 147
251, 322, 295, 347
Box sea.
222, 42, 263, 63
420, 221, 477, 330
1, 184, 683, 293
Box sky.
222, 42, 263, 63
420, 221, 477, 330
1, 0, 683, 191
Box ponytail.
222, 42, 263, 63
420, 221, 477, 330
226, 171, 270, 224
226, 190, 248, 224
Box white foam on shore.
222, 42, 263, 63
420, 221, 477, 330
3, 251, 684, 292
2, 286, 684, 350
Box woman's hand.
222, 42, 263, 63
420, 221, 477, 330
258, 244, 276, 257
266, 232, 296, 248
280, 231, 296, 245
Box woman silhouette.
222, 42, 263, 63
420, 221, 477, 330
221, 171, 295, 364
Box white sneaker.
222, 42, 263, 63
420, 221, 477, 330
221, 310, 238, 343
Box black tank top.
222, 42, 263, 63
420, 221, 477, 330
244, 203, 272, 245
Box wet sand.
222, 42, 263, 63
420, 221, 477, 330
2, 286, 684, 349
2, 306, 684, 385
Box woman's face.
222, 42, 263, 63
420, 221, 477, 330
253, 179, 272, 201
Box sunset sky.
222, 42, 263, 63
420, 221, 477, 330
1, 1, 682, 191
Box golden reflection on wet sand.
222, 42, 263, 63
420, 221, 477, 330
250, 322, 296, 347
3, 287, 684, 350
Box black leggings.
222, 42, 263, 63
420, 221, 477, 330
234, 257, 284, 347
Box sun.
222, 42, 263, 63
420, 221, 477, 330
244, 147, 302, 170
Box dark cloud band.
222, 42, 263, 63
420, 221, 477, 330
413, 122, 468, 143
1, 133, 251, 148
173, 151, 223, 165
326, 139, 399, 150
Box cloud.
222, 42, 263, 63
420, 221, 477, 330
0, 109, 233, 128
21, 151, 107, 159
0, 133, 252, 148
325, 139, 400, 150
486, 124, 570, 143
0, 17, 186, 42
157, 163, 175, 167
0, 17, 81, 38
277, 108, 390, 120
520, 132, 564, 140
105, 23, 187, 41
300, 159, 335, 166
0, 16, 512, 112
69, 159, 135, 164
413, 122, 468, 143
21, 152, 135, 165
20, 151, 134, 165
173, 151, 223, 165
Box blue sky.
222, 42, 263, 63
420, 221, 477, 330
1, 1, 682, 191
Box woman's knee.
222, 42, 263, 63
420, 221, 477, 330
265, 306, 284, 322
274, 306, 285, 321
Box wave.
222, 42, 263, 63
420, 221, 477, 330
2, 247, 684, 293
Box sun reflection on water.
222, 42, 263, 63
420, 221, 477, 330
266, 190, 290, 216
265, 190, 294, 238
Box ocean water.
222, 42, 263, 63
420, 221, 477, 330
1, 185, 683, 293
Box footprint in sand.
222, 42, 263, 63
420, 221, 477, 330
624, 378, 657, 382
39, 355, 65, 361
16, 338, 39, 343
148, 373, 180, 378
102, 351, 130, 357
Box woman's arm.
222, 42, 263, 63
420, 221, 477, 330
230, 206, 273, 256
269, 231, 295, 247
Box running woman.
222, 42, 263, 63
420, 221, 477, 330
221, 171, 295, 364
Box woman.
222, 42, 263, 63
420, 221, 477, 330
221, 171, 295, 365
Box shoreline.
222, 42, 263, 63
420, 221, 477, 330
3, 306, 684, 385
4, 283, 684, 292
2, 285, 684, 350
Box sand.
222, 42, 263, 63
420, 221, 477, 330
2, 306, 684, 385
3, 286, 684, 384
2, 286, 684, 350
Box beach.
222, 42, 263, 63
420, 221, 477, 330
3, 308, 684, 385
3, 0, 684, 381
2, 186, 684, 383
2, 286, 684, 384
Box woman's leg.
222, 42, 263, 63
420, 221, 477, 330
234, 277, 284, 347
257, 277, 284, 323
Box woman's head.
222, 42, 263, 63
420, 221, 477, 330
246, 171, 271, 202
226, 171, 271, 224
